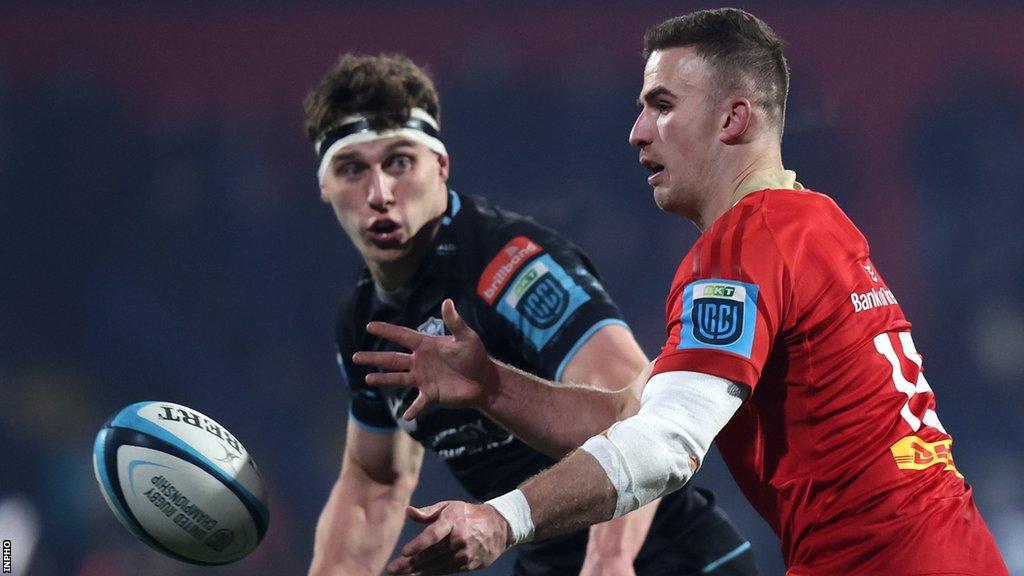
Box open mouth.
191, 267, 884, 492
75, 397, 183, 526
367, 220, 402, 245
641, 159, 665, 183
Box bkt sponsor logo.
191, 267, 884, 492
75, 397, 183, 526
702, 285, 735, 298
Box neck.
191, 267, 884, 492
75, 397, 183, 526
695, 144, 783, 232
367, 216, 443, 292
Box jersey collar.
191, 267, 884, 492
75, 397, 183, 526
736, 169, 803, 197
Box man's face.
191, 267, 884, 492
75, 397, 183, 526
629, 47, 723, 218
319, 136, 449, 265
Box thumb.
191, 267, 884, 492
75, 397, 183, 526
441, 298, 471, 339
406, 501, 449, 523
402, 391, 431, 421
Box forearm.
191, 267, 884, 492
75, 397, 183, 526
517, 448, 619, 540
482, 360, 637, 458
585, 498, 661, 564
493, 372, 743, 547
308, 471, 413, 576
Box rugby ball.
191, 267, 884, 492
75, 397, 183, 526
93, 401, 269, 565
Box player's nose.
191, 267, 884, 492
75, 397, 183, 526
629, 110, 653, 149
367, 167, 396, 210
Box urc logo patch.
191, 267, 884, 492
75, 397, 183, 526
692, 284, 743, 345
677, 279, 759, 359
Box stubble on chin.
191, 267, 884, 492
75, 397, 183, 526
653, 186, 702, 224
653, 186, 683, 213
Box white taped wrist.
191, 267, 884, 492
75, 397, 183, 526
485, 489, 535, 545
581, 434, 637, 517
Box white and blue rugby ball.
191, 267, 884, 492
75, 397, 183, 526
93, 401, 269, 565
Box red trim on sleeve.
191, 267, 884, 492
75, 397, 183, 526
651, 349, 760, 388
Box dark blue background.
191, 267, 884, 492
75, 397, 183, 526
1, 2, 1021, 574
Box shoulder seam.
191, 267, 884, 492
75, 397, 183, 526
757, 193, 794, 332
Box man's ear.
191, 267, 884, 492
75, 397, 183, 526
721, 97, 752, 143
437, 153, 450, 182
319, 183, 330, 203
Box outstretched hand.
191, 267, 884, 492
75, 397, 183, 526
386, 500, 512, 575
352, 299, 500, 420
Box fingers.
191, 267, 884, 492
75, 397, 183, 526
403, 391, 431, 421
389, 553, 467, 576
401, 536, 456, 573
441, 299, 471, 340
387, 551, 463, 576
387, 553, 426, 575
353, 350, 414, 389
366, 321, 424, 349
386, 555, 415, 575
406, 502, 448, 523
352, 351, 412, 371
404, 548, 467, 575
389, 502, 495, 575
364, 371, 415, 388
401, 514, 454, 558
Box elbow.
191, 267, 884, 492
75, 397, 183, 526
388, 472, 420, 504
582, 418, 701, 518
637, 425, 701, 498
584, 370, 743, 518
663, 452, 700, 497
338, 465, 420, 511
614, 387, 641, 420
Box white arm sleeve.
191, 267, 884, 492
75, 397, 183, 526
580, 370, 745, 517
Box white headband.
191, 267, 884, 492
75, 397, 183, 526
315, 107, 448, 183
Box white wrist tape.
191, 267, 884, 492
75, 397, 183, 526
581, 371, 744, 517
485, 489, 535, 545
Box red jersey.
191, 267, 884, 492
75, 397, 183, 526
651, 187, 1007, 575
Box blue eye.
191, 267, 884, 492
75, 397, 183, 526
385, 155, 414, 174
337, 162, 366, 178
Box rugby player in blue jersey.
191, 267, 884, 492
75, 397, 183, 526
303, 53, 756, 576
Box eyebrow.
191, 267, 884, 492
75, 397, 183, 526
384, 139, 417, 153
638, 86, 675, 107
331, 139, 418, 164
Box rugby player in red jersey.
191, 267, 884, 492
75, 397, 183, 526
354, 8, 1010, 575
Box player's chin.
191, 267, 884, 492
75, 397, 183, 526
372, 246, 409, 261
361, 241, 408, 262
652, 187, 677, 212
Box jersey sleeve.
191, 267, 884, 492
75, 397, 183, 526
336, 300, 397, 434
651, 206, 788, 389
473, 221, 628, 382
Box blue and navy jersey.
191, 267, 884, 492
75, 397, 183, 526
334, 192, 754, 575
336, 191, 627, 500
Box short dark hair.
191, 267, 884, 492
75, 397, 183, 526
643, 8, 790, 134
303, 53, 441, 145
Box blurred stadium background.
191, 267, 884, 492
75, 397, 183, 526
1, 2, 1022, 574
